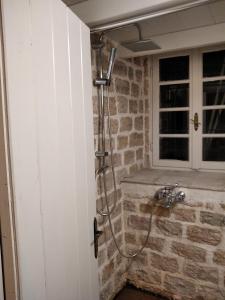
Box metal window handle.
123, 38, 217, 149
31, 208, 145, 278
191, 113, 201, 131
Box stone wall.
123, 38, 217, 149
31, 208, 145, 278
91, 39, 150, 299
122, 182, 225, 300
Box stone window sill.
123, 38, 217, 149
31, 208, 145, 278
121, 168, 225, 192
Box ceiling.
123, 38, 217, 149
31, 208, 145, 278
69, 0, 225, 57
107, 0, 225, 57
63, 0, 87, 7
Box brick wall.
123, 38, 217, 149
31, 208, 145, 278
91, 39, 150, 299
122, 183, 225, 300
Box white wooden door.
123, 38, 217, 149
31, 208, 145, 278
1, 0, 99, 300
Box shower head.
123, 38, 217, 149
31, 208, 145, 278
121, 39, 161, 52
121, 23, 161, 52
106, 48, 117, 81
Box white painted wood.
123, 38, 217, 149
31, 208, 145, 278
152, 45, 225, 171
0, 244, 4, 300
1, 0, 98, 299
152, 50, 191, 169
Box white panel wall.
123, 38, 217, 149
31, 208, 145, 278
1, 0, 98, 299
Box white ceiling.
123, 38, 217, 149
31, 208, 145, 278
70, 0, 225, 57
107, 0, 225, 41
63, 0, 87, 7
107, 0, 225, 57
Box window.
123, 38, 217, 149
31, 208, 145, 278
152, 47, 225, 171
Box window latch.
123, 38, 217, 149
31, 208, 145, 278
191, 113, 200, 131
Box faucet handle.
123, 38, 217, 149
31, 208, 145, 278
165, 183, 178, 191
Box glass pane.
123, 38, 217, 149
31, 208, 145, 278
160, 111, 189, 134
160, 56, 189, 81
203, 50, 225, 78
203, 109, 225, 133
160, 84, 189, 108
203, 80, 225, 106
203, 138, 225, 161
160, 138, 189, 160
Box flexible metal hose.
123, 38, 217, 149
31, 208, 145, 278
98, 83, 156, 258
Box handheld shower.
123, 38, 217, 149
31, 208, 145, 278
106, 48, 117, 81
94, 47, 117, 86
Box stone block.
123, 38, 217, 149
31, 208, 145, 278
134, 116, 143, 130
128, 67, 134, 80
114, 60, 127, 77
200, 211, 225, 227
125, 232, 136, 244
136, 148, 143, 160
131, 83, 139, 97
117, 135, 128, 150
155, 219, 182, 237
124, 150, 135, 165
116, 78, 130, 95
129, 100, 138, 113
171, 241, 206, 263
140, 235, 164, 252
164, 274, 196, 297
114, 218, 122, 234
102, 260, 114, 284
196, 285, 225, 300
120, 117, 132, 132
127, 215, 149, 231
135, 69, 143, 82
129, 164, 138, 174
107, 118, 118, 134
150, 253, 179, 273
213, 249, 225, 266
139, 100, 144, 113
187, 225, 222, 246
173, 208, 196, 223
123, 199, 136, 212
117, 96, 128, 113
129, 132, 144, 147
183, 262, 218, 284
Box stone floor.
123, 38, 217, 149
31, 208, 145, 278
114, 286, 167, 300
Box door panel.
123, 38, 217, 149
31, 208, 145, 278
1, 0, 98, 299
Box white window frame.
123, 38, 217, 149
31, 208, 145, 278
152, 44, 225, 171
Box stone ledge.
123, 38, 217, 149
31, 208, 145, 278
121, 168, 225, 192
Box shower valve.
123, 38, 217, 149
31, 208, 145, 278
155, 184, 185, 208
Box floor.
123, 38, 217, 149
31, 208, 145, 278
114, 286, 167, 300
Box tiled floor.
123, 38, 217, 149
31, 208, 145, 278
114, 286, 166, 300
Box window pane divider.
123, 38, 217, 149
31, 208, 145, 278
159, 134, 189, 138
202, 76, 225, 82
159, 79, 189, 85
203, 105, 225, 110
202, 134, 225, 138
159, 107, 189, 112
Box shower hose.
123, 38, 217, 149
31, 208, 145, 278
96, 83, 156, 259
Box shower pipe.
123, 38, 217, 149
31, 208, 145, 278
90, 0, 212, 34
94, 36, 157, 259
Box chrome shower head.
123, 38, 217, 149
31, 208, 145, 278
121, 23, 161, 52
106, 48, 117, 81
121, 39, 160, 52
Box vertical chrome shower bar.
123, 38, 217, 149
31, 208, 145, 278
99, 47, 105, 167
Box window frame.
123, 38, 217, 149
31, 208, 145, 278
152, 45, 225, 171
